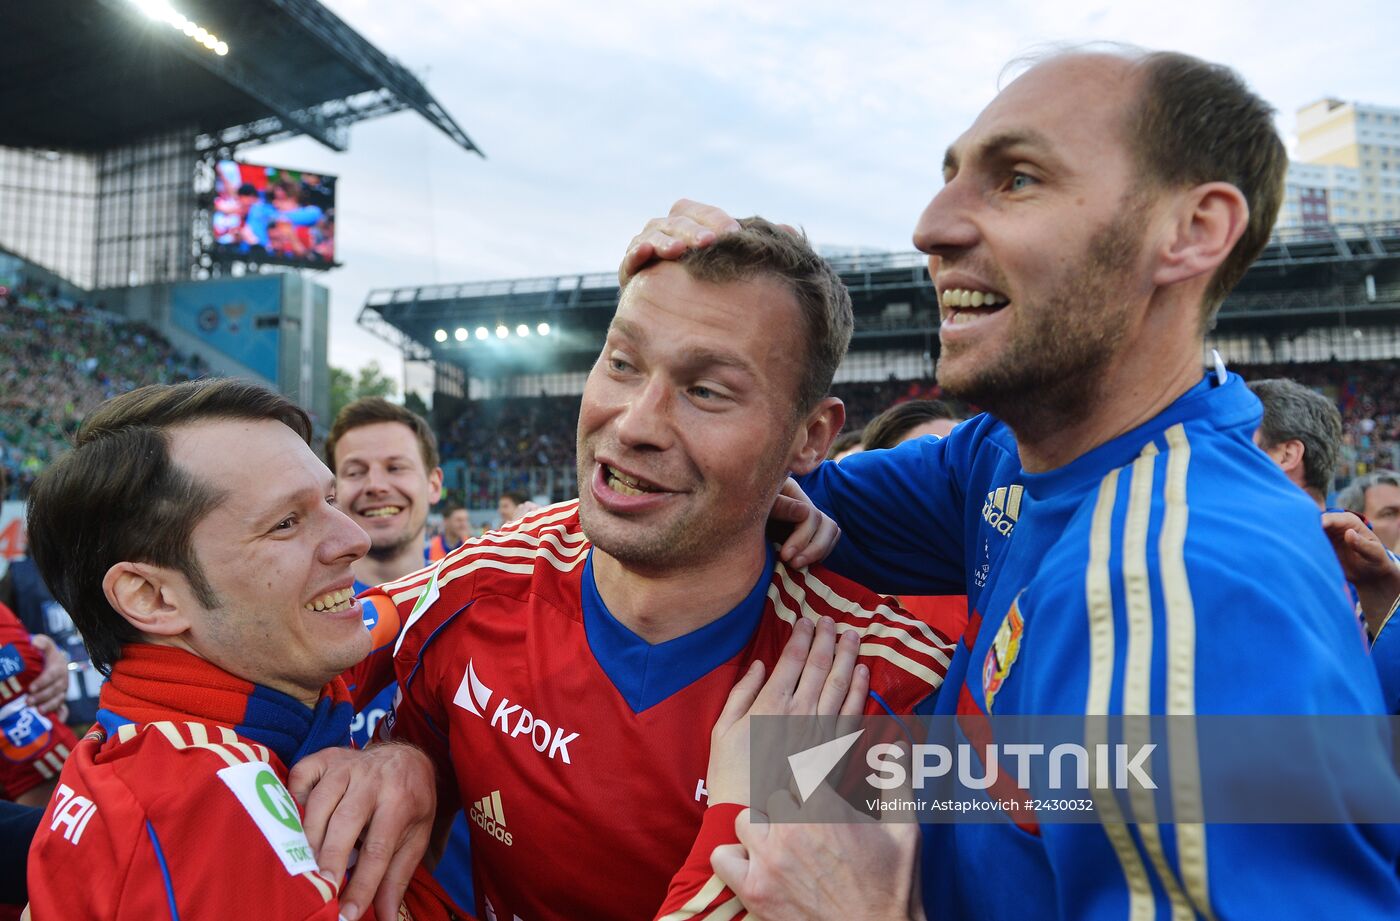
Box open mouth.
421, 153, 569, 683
940, 287, 1010, 326
304, 587, 355, 613
601, 464, 666, 497
359, 506, 403, 519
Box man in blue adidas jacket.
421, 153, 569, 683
622, 47, 1400, 921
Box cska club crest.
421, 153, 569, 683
981, 600, 1025, 712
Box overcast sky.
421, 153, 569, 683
255, 0, 1400, 389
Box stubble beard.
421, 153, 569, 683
576, 436, 793, 574
936, 207, 1146, 441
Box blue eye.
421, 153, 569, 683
1010, 173, 1036, 192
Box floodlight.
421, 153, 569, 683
454, 328, 468, 341
434, 329, 448, 343
516, 324, 530, 337
537, 322, 550, 336
496, 325, 509, 339
475, 327, 489, 340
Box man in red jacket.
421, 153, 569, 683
23, 379, 462, 921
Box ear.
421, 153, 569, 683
787, 397, 846, 476
428, 466, 445, 500
1275, 439, 1307, 481
1152, 181, 1250, 289
101, 562, 193, 638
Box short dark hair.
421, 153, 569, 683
1127, 51, 1287, 323
662, 217, 853, 413
442, 503, 467, 516
862, 400, 961, 451
500, 490, 530, 505
26, 379, 312, 674
1249, 379, 1342, 498
326, 397, 439, 474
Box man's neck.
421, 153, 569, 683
353, 529, 427, 587
590, 539, 769, 645
1008, 312, 1206, 474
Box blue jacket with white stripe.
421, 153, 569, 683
799, 370, 1400, 920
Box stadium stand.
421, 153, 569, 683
0, 285, 209, 499
430, 364, 1400, 506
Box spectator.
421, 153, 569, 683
1337, 470, 1400, 551
1249, 378, 1343, 509
862, 398, 963, 449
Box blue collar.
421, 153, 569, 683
1020, 370, 1261, 502
580, 546, 774, 714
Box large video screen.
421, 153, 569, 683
211, 160, 336, 267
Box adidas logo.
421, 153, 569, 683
469, 790, 513, 846
453, 659, 581, 764
981, 485, 1023, 537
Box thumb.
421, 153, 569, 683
710, 844, 752, 895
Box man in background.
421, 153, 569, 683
1249, 378, 1343, 510
496, 490, 534, 526
429, 505, 471, 562
1338, 469, 1400, 551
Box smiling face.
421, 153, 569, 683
333, 421, 442, 559
915, 54, 1157, 417
168, 419, 371, 700
576, 262, 816, 571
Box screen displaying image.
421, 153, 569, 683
211, 160, 337, 267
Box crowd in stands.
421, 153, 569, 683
5, 293, 1400, 506
429, 365, 1400, 503
0, 286, 209, 499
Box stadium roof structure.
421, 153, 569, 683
362, 220, 1400, 375
0, 0, 481, 154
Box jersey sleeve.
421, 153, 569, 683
0, 602, 45, 693
1012, 460, 1400, 919
653, 803, 747, 921
28, 734, 343, 921
796, 423, 981, 596
0, 602, 76, 799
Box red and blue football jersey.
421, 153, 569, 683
0, 602, 75, 801
382, 501, 958, 921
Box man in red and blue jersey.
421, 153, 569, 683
377, 219, 960, 921
622, 47, 1400, 921
24, 379, 455, 921
0, 602, 77, 809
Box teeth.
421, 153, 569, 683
363, 507, 402, 518
606, 466, 654, 497
305, 587, 355, 612
940, 288, 1008, 309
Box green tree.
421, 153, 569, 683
404, 391, 430, 419
329, 360, 398, 420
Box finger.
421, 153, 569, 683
841, 663, 871, 719
818, 628, 861, 715
668, 198, 742, 234
732, 806, 768, 849
618, 240, 657, 283
778, 503, 818, 564
709, 843, 752, 897
790, 512, 841, 571
761, 618, 815, 706
291, 762, 349, 855
715, 660, 766, 735
337, 810, 412, 921
790, 616, 838, 711
314, 781, 374, 885
369, 841, 424, 921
